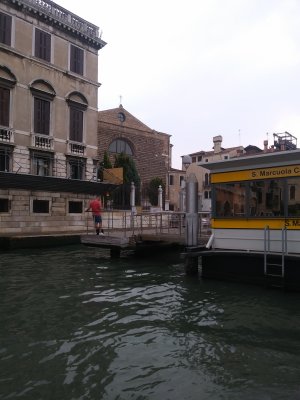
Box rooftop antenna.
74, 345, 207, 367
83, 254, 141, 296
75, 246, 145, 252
119, 95, 122, 106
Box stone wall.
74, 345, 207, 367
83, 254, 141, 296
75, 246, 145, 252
0, 189, 93, 235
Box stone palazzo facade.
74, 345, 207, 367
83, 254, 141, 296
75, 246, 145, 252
0, 0, 112, 235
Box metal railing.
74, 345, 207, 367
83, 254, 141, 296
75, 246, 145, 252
86, 210, 211, 239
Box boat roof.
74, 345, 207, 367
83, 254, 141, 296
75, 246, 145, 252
201, 149, 300, 173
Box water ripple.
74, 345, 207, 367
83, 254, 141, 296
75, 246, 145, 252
1, 246, 300, 399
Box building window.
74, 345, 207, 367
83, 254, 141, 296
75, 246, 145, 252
118, 112, 126, 122
197, 156, 202, 162
180, 175, 184, 187
224, 155, 228, 160
204, 173, 209, 186
204, 191, 209, 199
0, 146, 12, 172
68, 157, 85, 180
30, 80, 55, 139
68, 201, 83, 213
0, 198, 10, 213
205, 159, 208, 162
109, 139, 133, 155
34, 97, 50, 135
0, 12, 12, 46
32, 199, 49, 213
35, 28, 51, 62
0, 87, 10, 127
66, 92, 87, 144
169, 175, 174, 185
70, 45, 84, 75
69, 106, 83, 142
192, 156, 196, 163
31, 151, 53, 176
290, 185, 296, 200
288, 178, 300, 216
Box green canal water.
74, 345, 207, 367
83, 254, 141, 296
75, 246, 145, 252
1, 245, 300, 400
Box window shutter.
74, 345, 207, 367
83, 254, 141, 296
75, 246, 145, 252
34, 98, 42, 133
70, 45, 83, 75
69, 107, 83, 142
42, 100, 50, 134
0, 13, 12, 45
45, 33, 51, 62
76, 47, 83, 75
70, 45, 75, 72
35, 29, 51, 61
0, 87, 10, 127
35, 29, 41, 58
34, 98, 50, 134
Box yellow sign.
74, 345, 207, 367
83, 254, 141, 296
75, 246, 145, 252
212, 218, 300, 230
285, 219, 300, 228
211, 164, 300, 183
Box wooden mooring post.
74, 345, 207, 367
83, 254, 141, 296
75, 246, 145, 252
184, 173, 199, 275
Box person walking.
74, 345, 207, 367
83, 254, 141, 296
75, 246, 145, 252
86, 196, 104, 235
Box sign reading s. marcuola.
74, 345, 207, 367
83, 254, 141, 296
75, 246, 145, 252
211, 164, 300, 183
252, 166, 300, 178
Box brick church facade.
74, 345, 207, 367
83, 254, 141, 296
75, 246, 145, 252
98, 105, 172, 207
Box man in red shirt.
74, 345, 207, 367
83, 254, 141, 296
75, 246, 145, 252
86, 196, 104, 235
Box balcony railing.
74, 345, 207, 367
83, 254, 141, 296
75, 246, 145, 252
32, 133, 53, 150
69, 141, 86, 156
0, 126, 14, 143
18, 0, 104, 45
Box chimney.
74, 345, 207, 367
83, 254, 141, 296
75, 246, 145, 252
213, 135, 222, 153
263, 140, 268, 152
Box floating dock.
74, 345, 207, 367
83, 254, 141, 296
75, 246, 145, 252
80, 232, 206, 258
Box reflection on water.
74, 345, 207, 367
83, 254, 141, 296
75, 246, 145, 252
1, 245, 300, 400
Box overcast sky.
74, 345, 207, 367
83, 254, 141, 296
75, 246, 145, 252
58, 0, 300, 168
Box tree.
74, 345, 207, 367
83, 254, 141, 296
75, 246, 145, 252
114, 152, 140, 185
111, 153, 141, 209
103, 151, 112, 169
148, 177, 165, 206
98, 151, 112, 181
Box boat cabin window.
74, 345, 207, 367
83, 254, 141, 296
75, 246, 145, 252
215, 182, 246, 217
288, 177, 300, 216
213, 178, 295, 218
249, 179, 285, 217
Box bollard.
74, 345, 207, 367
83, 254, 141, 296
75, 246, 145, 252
185, 173, 199, 275
185, 173, 198, 246
130, 182, 136, 229
158, 185, 163, 210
